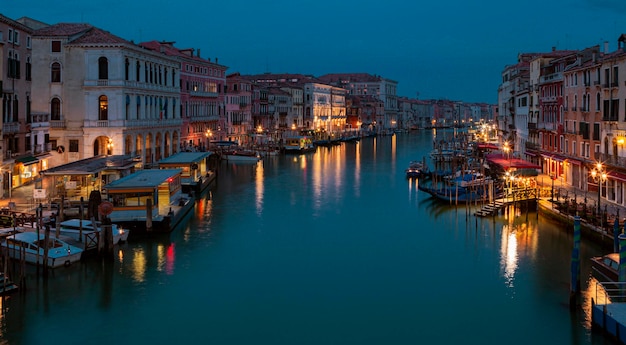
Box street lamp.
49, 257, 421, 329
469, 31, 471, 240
590, 162, 607, 218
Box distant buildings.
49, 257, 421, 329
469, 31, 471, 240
0, 13, 493, 199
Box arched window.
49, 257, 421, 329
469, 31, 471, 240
98, 57, 108, 79
51, 62, 61, 82
136, 61, 140, 81
51, 97, 61, 120
99, 95, 108, 121
596, 92, 601, 111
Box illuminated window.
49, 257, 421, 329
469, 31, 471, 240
99, 95, 108, 120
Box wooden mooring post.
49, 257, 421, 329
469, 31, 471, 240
569, 216, 581, 310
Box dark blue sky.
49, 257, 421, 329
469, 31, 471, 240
5, 0, 626, 103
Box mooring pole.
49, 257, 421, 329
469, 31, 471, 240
569, 215, 581, 311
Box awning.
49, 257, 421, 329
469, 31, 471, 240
541, 153, 565, 162
477, 143, 499, 150
609, 171, 626, 182
15, 155, 38, 166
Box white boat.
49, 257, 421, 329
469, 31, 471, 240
52, 219, 129, 245
1, 232, 83, 268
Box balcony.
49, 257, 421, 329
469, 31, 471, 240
3, 122, 19, 134
190, 90, 218, 98
50, 120, 66, 129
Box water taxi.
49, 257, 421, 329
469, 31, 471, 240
283, 136, 316, 154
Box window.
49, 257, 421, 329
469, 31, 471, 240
51, 40, 61, 52
125, 58, 129, 81
69, 139, 79, 153
98, 57, 108, 79
98, 95, 108, 120
13, 31, 19, 45
26, 36, 31, 48
51, 98, 61, 120
8, 51, 20, 79
25, 57, 31, 81
51, 62, 61, 83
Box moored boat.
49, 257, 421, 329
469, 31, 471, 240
591, 252, 619, 282
1, 232, 83, 268
50, 219, 129, 245
405, 161, 429, 179
283, 136, 316, 154
223, 149, 260, 162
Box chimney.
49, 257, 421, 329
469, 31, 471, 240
216, 57, 218, 64
197, 48, 201, 57
605, 41, 609, 53
552, 46, 556, 52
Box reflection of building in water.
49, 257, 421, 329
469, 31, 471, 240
125, 241, 176, 283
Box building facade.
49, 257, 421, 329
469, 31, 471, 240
30, 23, 182, 175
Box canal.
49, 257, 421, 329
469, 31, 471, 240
0, 130, 618, 344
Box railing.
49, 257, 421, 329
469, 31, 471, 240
3, 122, 19, 134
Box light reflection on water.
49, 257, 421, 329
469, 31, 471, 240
0, 131, 615, 345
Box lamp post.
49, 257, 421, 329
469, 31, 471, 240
590, 162, 607, 220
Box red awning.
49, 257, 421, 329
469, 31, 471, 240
609, 171, 626, 182
486, 154, 541, 170
477, 143, 499, 150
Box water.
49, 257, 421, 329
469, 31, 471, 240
0, 130, 618, 345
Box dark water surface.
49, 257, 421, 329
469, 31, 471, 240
0, 130, 618, 344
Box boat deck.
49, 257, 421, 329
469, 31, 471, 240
592, 302, 626, 344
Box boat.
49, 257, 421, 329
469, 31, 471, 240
50, 219, 129, 245
157, 151, 217, 195
102, 169, 195, 234
591, 252, 619, 282
283, 136, 316, 154
223, 149, 260, 162
405, 161, 429, 179
444, 170, 492, 188
1, 232, 83, 268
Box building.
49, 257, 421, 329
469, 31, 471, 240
317, 73, 398, 131
225, 73, 253, 144
0, 15, 44, 195
30, 23, 182, 172
139, 41, 228, 151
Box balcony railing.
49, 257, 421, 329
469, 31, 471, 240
3, 122, 19, 134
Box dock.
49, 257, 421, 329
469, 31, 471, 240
474, 199, 506, 217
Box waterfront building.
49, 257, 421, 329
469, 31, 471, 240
0, 15, 49, 195
30, 23, 182, 172
346, 95, 385, 132
225, 73, 253, 144
303, 82, 346, 135
317, 73, 398, 131
594, 37, 626, 208
243, 74, 311, 131
139, 41, 228, 151
561, 45, 602, 191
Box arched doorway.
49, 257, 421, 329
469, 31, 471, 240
93, 136, 112, 156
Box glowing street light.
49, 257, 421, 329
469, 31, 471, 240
590, 162, 608, 218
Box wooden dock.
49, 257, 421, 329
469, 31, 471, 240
474, 199, 506, 217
